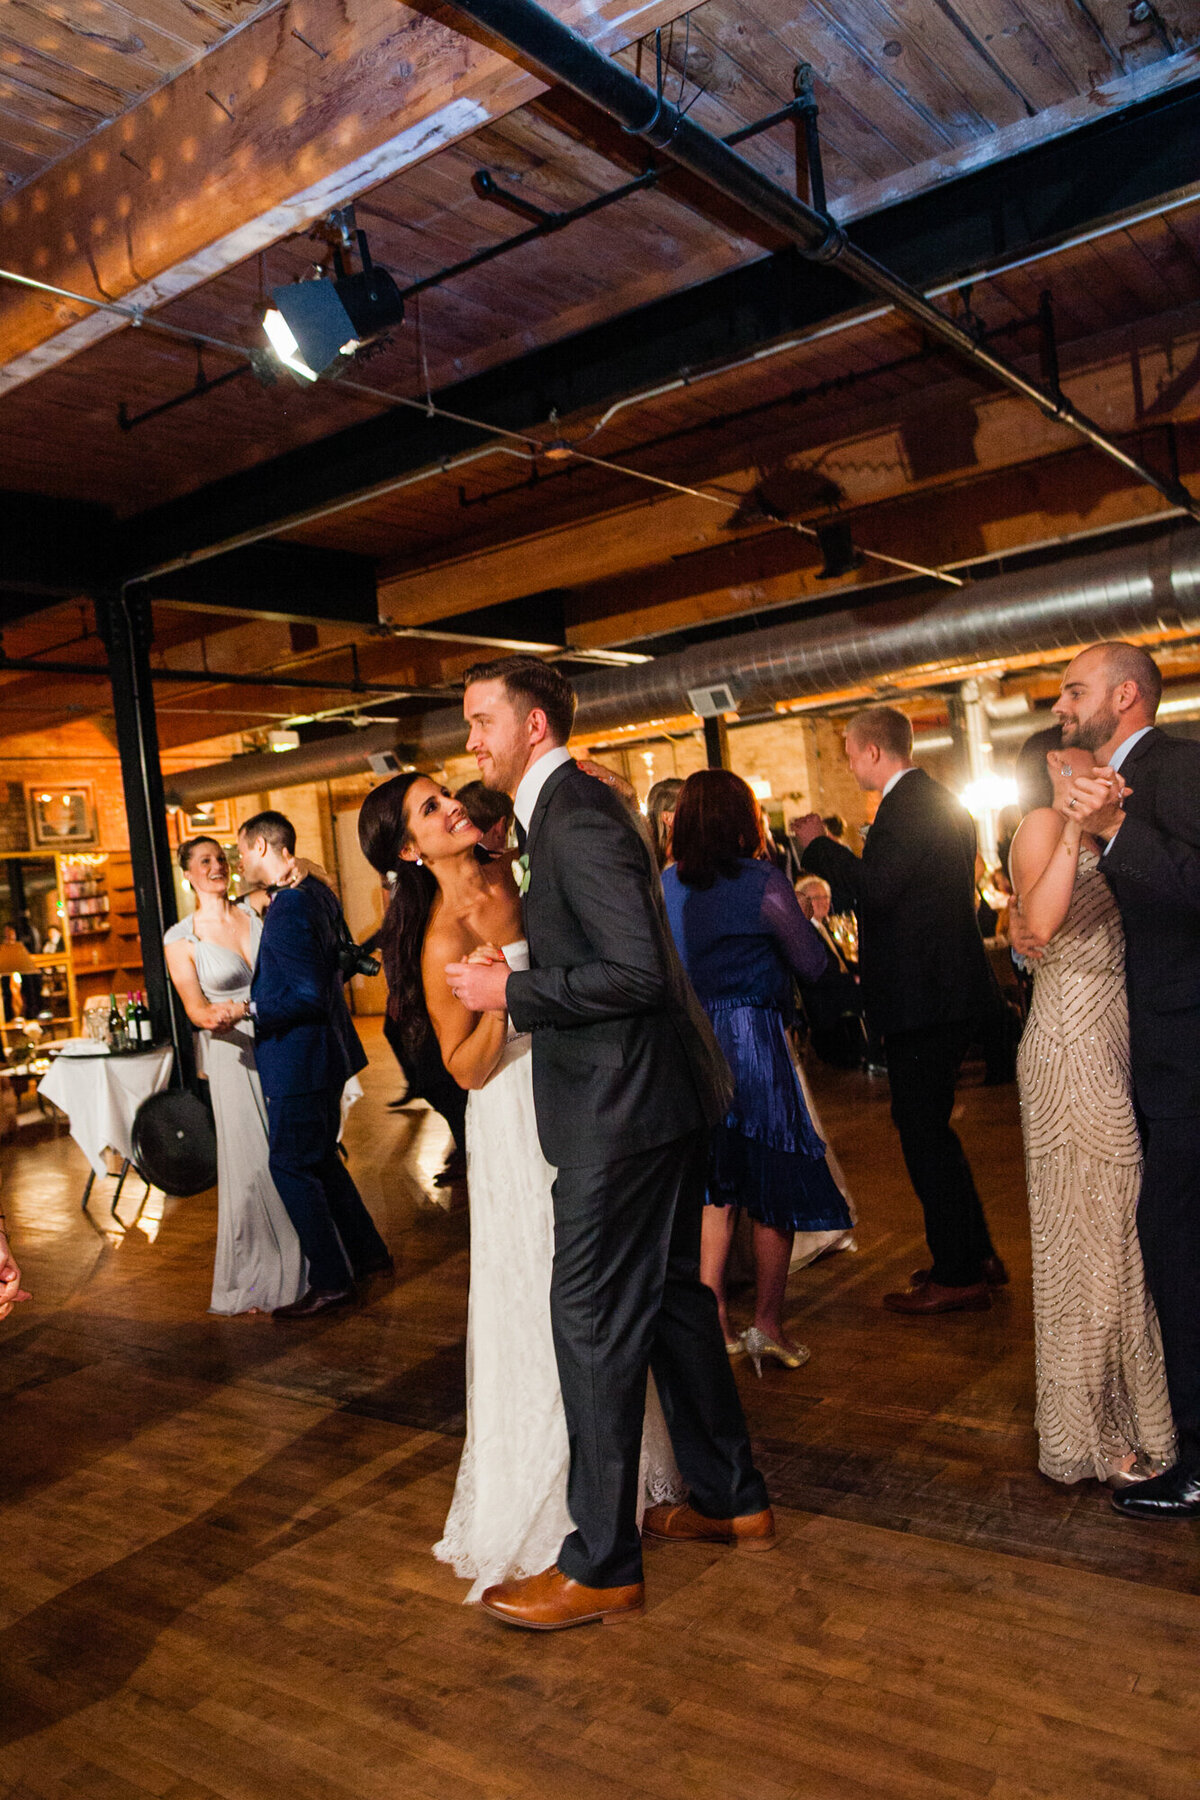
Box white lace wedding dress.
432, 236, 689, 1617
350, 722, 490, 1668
434, 1030, 683, 1602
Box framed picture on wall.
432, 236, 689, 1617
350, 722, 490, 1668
177, 800, 234, 840
26, 783, 99, 850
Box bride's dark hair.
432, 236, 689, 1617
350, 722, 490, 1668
358, 773, 439, 1054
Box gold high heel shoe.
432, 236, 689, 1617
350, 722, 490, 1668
741, 1327, 810, 1377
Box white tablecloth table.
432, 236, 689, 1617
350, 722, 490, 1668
39, 1046, 175, 1198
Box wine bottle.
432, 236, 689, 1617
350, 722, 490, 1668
125, 992, 138, 1045
107, 992, 124, 1052
136, 992, 153, 1044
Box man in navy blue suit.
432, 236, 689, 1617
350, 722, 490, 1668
235, 810, 390, 1319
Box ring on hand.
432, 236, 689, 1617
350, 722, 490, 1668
1067, 798, 1076, 809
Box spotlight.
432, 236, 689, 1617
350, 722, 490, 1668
264, 226, 404, 381
814, 521, 865, 581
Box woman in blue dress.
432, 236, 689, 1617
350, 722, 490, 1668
663, 771, 852, 1374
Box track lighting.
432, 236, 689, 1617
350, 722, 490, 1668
264, 218, 404, 381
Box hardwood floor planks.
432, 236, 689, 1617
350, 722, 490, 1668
2, 1024, 1198, 1796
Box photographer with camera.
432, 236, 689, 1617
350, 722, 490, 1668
235, 810, 391, 1320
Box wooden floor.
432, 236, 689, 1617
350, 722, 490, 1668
3, 1024, 1199, 1799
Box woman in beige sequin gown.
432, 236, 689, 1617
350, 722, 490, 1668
1010, 744, 1175, 1485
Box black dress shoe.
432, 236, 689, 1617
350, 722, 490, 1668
273, 1285, 356, 1321
1110, 1464, 1200, 1518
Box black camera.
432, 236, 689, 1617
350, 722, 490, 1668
336, 918, 381, 982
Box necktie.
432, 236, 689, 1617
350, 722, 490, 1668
514, 818, 528, 855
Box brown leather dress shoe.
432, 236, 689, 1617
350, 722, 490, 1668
884, 1280, 990, 1315
480, 1566, 644, 1631
642, 1502, 777, 1550
272, 1285, 355, 1320
910, 1255, 1009, 1288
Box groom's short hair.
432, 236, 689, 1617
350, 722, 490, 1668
1093, 641, 1163, 712
238, 809, 296, 855
464, 655, 577, 745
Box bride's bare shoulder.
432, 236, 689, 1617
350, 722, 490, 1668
422, 907, 472, 969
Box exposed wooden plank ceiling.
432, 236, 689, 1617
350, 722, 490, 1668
2, 0, 1200, 749
0, 0, 272, 188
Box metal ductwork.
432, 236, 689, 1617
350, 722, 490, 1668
166, 528, 1200, 808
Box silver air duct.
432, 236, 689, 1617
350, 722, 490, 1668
166, 529, 1200, 808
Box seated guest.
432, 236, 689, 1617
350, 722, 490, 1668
663, 770, 852, 1373
793, 875, 868, 1070
165, 836, 306, 1315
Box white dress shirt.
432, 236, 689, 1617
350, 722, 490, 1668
513, 744, 574, 834
1099, 724, 1153, 853
1107, 724, 1153, 773
881, 765, 918, 801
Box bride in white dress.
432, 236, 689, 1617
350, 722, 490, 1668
358, 773, 679, 1601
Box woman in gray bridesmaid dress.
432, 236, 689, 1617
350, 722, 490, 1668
164, 837, 306, 1315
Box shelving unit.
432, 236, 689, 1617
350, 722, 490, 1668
63, 852, 145, 1013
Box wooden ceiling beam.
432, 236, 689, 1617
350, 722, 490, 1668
374, 306, 1200, 622
108, 83, 1200, 578
564, 429, 1200, 647
0, 0, 697, 392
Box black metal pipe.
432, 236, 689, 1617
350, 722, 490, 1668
95, 589, 194, 1089
401, 95, 801, 307
118, 361, 251, 433
438, 0, 1200, 526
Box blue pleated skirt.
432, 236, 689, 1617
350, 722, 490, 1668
705, 999, 852, 1233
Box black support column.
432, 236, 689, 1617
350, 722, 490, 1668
703, 714, 731, 769
95, 588, 194, 1088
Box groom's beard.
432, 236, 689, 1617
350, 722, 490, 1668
1061, 701, 1119, 753
481, 748, 531, 797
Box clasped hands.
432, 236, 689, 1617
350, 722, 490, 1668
208, 999, 249, 1030
445, 944, 510, 1015
1058, 766, 1129, 841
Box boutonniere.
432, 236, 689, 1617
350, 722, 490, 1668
512, 852, 531, 896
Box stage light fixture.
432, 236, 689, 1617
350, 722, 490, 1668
264, 224, 405, 381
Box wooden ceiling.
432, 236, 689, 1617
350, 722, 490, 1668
3, 0, 1200, 751
0, 0, 271, 190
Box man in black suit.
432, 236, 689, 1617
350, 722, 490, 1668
1048, 642, 1200, 1518
791, 817, 862, 915
798, 706, 1002, 1315
447, 657, 770, 1630
237, 811, 391, 1319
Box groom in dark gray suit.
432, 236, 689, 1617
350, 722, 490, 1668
447, 656, 771, 1631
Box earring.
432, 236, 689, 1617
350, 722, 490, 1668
415, 854, 423, 867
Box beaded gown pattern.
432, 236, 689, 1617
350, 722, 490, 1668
1016, 844, 1175, 1482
